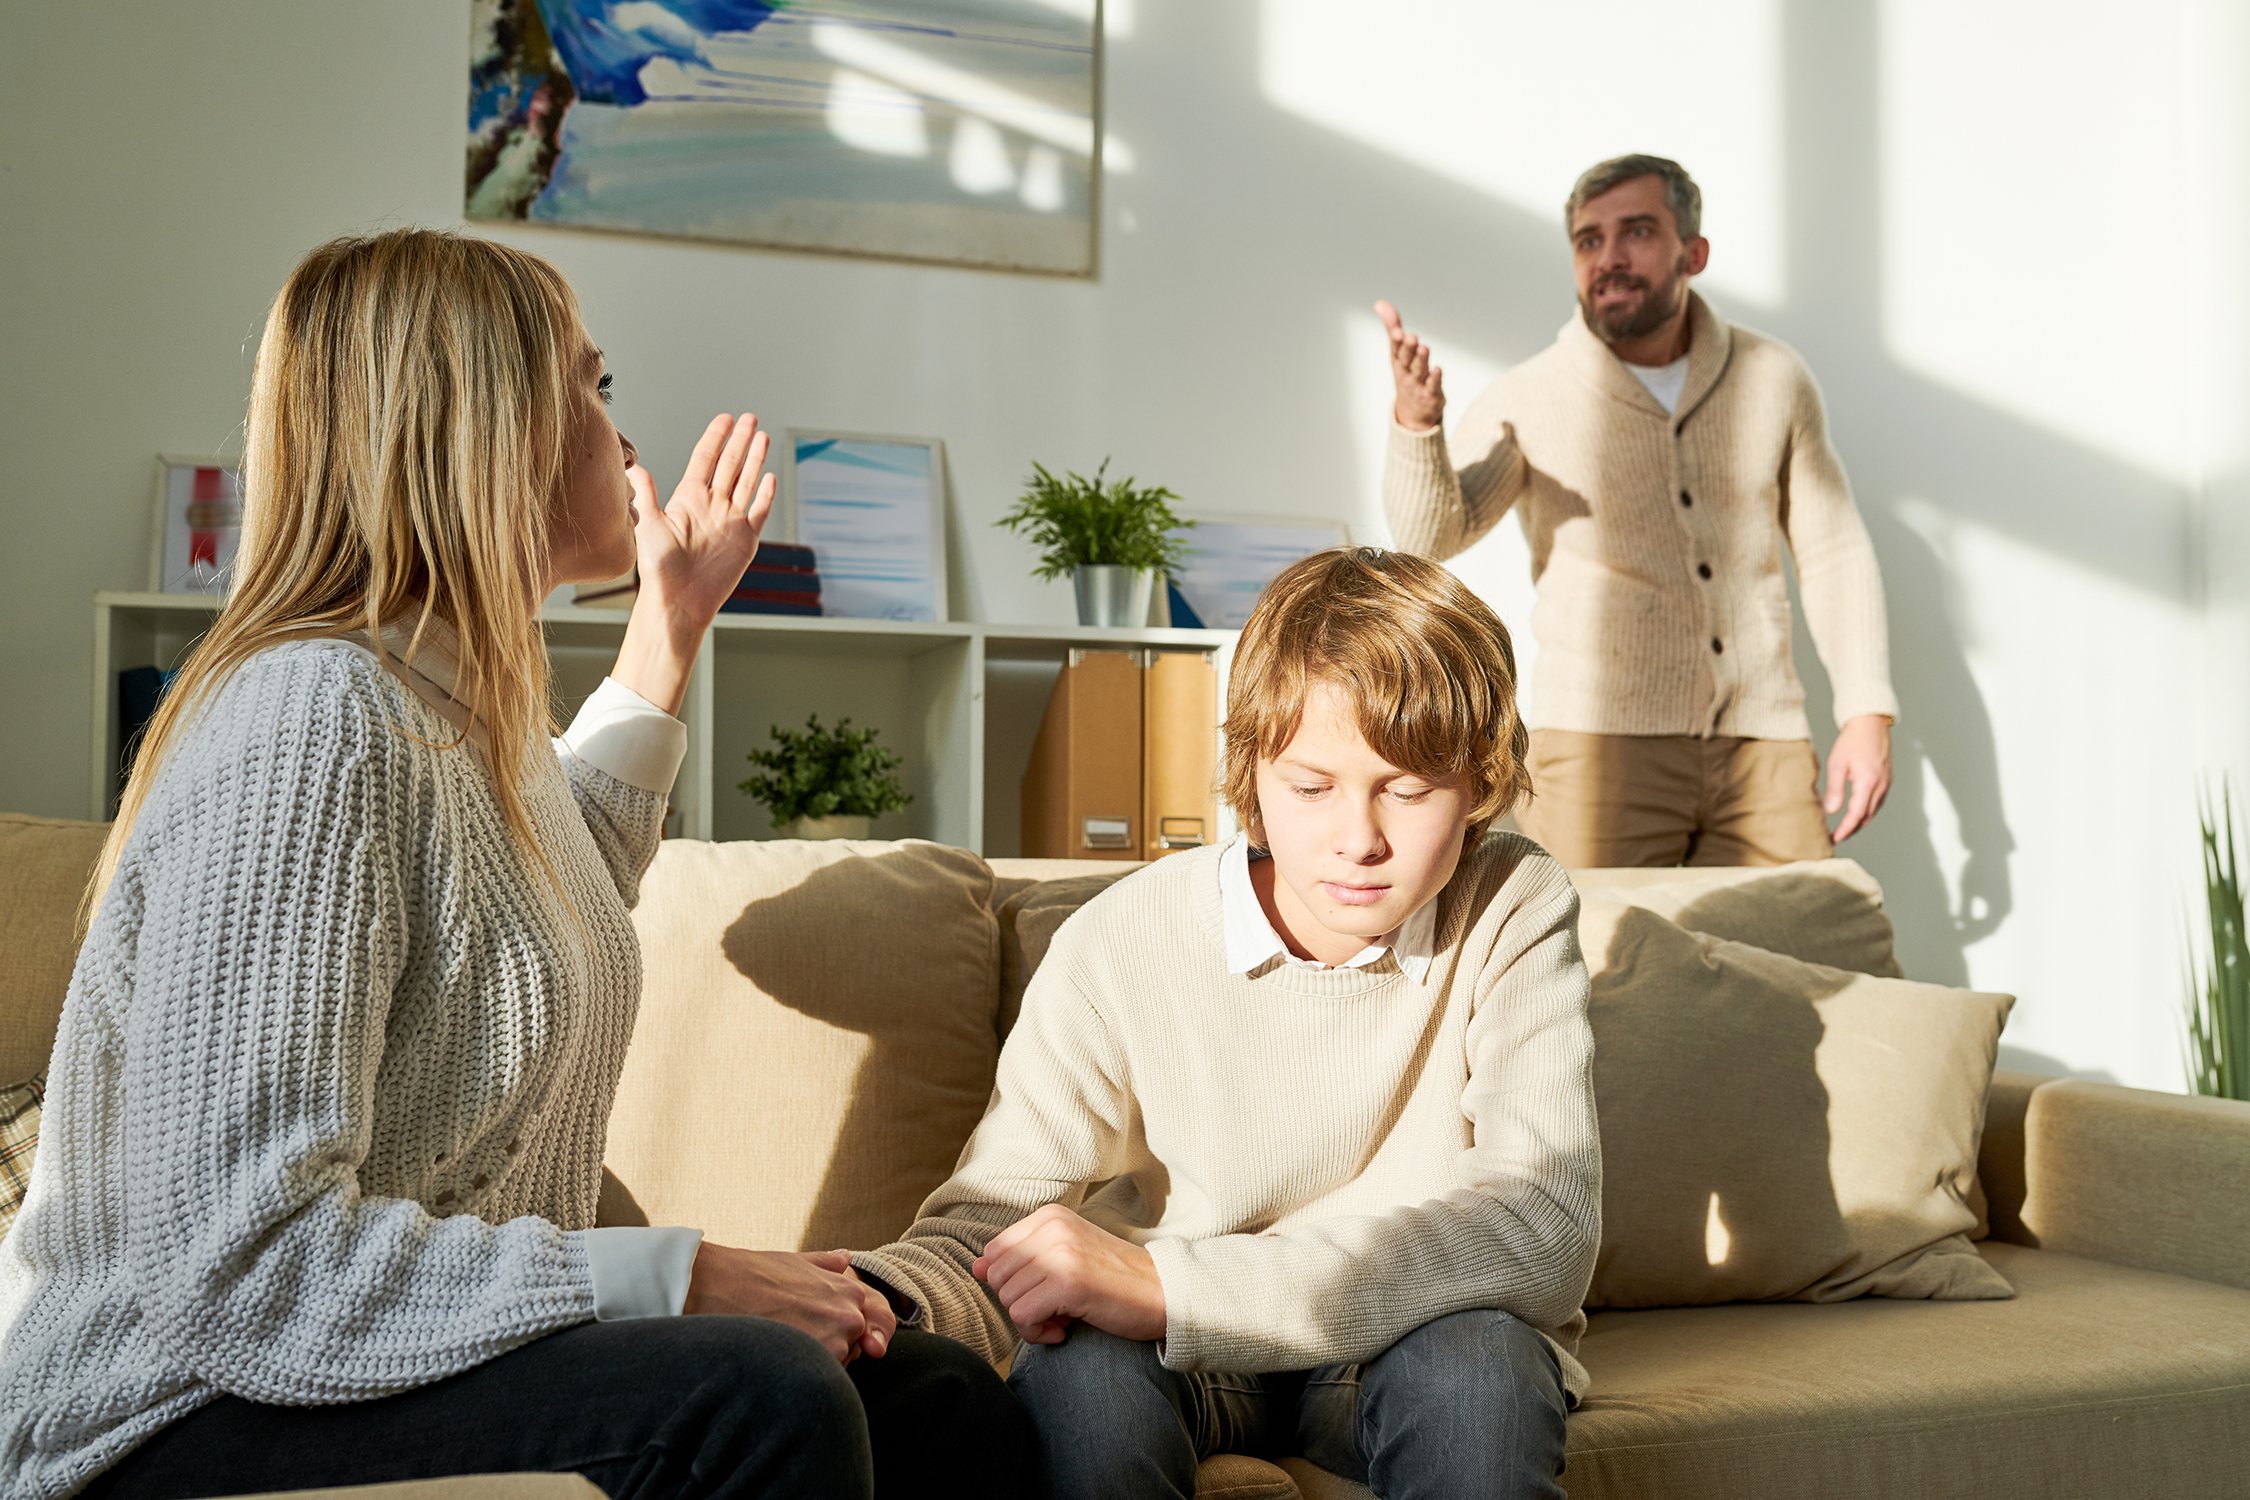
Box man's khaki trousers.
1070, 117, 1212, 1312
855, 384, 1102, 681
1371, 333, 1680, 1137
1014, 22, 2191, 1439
1513, 729, 1835, 869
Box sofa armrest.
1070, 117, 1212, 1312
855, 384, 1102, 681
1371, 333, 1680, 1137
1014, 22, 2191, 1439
2019, 1078, 2250, 1290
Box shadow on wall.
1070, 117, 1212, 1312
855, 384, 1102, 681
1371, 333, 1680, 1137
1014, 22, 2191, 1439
1792, 508, 2012, 988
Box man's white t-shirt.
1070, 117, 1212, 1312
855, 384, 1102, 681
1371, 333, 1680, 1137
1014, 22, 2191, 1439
1624, 354, 1689, 415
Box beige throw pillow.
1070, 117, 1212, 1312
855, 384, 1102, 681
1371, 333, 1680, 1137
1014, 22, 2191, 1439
1574, 858, 1903, 977
603, 838, 1002, 1252
1580, 900, 2013, 1307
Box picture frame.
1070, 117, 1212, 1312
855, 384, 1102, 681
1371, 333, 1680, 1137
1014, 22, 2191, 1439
779, 431, 949, 623
1165, 513, 1354, 630
466, 2, 1102, 277
148, 454, 244, 597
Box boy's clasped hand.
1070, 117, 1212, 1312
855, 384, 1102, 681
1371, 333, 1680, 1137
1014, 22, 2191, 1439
971, 1203, 1167, 1345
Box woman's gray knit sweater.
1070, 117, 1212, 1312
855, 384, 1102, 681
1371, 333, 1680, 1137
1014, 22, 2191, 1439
0, 640, 668, 1500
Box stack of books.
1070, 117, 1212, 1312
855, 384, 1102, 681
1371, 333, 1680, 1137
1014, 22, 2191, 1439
720, 543, 822, 617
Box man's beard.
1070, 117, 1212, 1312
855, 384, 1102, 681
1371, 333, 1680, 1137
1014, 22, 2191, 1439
1581, 254, 1691, 345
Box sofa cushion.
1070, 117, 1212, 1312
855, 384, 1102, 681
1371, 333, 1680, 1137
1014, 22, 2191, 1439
0, 813, 110, 1084
1572, 857, 1900, 976
602, 838, 1001, 1253
987, 856, 1144, 911
996, 869, 1139, 1040
1581, 902, 2013, 1307
1191, 1454, 1300, 1499
1281, 1242, 2250, 1500
223, 1479, 603, 1500
1556, 1243, 2250, 1499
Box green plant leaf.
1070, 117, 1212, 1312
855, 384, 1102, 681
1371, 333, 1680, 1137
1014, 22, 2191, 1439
2186, 778, 2250, 1101
737, 714, 913, 827
994, 457, 1196, 582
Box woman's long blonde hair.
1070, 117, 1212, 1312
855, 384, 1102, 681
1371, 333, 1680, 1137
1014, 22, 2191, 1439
90, 228, 580, 911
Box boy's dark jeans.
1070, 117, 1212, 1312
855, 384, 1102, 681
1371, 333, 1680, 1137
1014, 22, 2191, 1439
84, 1320, 1031, 1500
1006, 1309, 1567, 1500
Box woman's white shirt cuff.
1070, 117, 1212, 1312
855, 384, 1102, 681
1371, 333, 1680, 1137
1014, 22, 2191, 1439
563, 677, 688, 794
583, 1225, 704, 1319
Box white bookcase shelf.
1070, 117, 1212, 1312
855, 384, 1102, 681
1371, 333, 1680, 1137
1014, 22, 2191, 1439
91, 592, 1236, 855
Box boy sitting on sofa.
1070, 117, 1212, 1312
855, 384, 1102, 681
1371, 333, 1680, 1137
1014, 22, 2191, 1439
855, 547, 1600, 1500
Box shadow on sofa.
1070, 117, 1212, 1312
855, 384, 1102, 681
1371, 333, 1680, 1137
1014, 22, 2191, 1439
720, 848, 1007, 1252
1588, 911, 1848, 1307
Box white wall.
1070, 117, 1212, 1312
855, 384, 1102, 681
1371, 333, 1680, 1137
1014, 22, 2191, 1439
3, 0, 2244, 1090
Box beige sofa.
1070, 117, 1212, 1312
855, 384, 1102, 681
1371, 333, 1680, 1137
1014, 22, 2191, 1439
4, 813, 2247, 1500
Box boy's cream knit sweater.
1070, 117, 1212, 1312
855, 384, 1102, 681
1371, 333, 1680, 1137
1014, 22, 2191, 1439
1383, 293, 1898, 741
856, 832, 1601, 1398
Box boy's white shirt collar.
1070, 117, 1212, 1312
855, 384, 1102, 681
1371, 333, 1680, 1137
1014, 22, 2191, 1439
1217, 833, 1437, 982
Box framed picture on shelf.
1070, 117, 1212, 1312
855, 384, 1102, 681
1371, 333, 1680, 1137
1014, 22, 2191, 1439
779, 432, 948, 623
1165, 514, 1352, 630
148, 455, 244, 597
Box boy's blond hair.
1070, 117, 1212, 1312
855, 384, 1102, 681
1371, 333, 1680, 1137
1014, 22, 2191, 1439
1221, 547, 1529, 842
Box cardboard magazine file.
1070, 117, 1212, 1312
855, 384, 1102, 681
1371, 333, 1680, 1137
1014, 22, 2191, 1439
1021, 649, 1143, 861
1141, 650, 1218, 861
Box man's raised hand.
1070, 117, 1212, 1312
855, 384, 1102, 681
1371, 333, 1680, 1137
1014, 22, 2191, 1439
972, 1203, 1166, 1346
1376, 300, 1446, 433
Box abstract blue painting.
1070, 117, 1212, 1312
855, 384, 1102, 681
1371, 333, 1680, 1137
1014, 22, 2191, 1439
467, 1, 1100, 274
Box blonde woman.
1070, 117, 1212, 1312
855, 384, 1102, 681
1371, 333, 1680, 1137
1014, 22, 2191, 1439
0, 230, 1028, 1500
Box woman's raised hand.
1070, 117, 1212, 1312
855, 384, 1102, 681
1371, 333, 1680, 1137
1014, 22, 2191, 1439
611, 413, 777, 715
630, 413, 777, 632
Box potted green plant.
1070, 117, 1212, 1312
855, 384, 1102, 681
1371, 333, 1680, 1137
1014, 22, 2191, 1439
738, 715, 912, 839
2187, 782, 2250, 1100
995, 459, 1195, 626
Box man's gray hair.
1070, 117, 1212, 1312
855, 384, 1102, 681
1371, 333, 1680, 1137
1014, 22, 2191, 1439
1565, 154, 1701, 241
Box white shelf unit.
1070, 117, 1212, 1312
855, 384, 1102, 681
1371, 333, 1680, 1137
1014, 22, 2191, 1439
91, 593, 1237, 856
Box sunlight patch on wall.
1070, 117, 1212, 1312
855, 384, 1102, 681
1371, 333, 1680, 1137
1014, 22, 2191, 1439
1262, 0, 1784, 307
1880, 0, 2196, 481
1338, 308, 1543, 711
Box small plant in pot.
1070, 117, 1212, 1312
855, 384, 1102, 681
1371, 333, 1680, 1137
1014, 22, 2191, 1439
996, 459, 1194, 626
738, 715, 912, 839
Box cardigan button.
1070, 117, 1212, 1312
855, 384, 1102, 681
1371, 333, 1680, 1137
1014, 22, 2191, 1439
1697, 563, 1712, 580
1680, 490, 1693, 507
1711, 638, 1724, 654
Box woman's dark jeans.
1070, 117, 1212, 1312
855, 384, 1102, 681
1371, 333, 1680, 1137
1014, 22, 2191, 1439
83, 1319, 1031, 1500
1006, 1309, 1568, 1500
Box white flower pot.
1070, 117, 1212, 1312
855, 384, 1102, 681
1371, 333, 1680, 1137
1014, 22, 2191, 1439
779, 813, 872, 840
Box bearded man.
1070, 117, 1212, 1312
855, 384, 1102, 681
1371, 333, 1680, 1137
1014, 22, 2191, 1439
1378, 153, 1897, 868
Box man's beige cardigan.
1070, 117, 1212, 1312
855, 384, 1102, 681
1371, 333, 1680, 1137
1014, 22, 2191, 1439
1384, 293, 1898, 741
